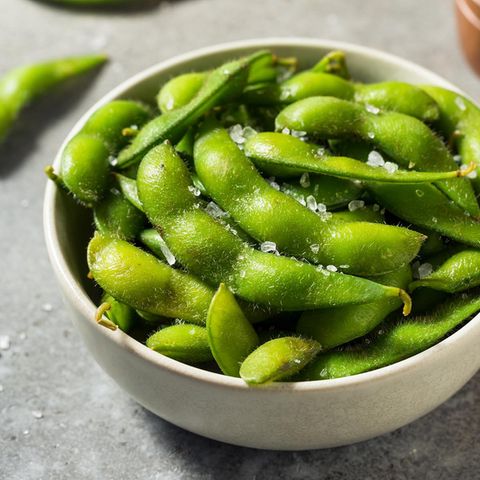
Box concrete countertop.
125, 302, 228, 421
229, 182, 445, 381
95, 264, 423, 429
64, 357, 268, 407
0, 0, 479, 478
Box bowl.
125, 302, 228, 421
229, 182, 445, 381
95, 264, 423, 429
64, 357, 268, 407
43, 38, 480, 450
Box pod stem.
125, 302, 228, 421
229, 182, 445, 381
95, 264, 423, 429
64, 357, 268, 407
458, 161, 477, 177
44, 165, 63, 187
399, 289, 412, 316
95, 302, 117, 331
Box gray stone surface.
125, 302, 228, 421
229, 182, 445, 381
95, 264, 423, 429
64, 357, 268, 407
0, 0, 479, 478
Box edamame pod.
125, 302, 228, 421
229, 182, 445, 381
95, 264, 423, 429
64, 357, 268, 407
296, 264, 412, 350
0, 54, 106, 142
117, 50, 270, 167
244, 132, 466, 183
100, 293, 136, 332
421, 86, 480, 192
244, 74, 438, 122
137, 142, 412, 312
194, 125, 424, 276
157, 73, 206, 113
300, 292, 480, 380
276, 97, 479, 215
88, 233, 214, 324
279, 174, 363, 209
312, 51, 350, 78
368, 182, 480, 247
207, 284, 259, 377
146, 324, 213, 363
239, 336, 321, 384
93, 188, 145, 240
115, 173, 143, 210
409, 249, 480, 293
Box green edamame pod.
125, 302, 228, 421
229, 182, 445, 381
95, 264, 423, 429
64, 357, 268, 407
422, 86, 480, 192
157, 73, 206, 113
0, 54, 106, 142
60, 133, 111, 205
88, 233, 214, 324
117, 50, 270, 167
115, 173, 143, 210
137, 142, 412, 312
207, 284, 259, 377
279, 174, 363, 210
194, 125, 424, 276
296, 264, 412, 350
300, 292, 480, 380
58, 100, 152, 205
312, 51, 350, 79
276, 97, 479, 215
81, 100, 152, 153
244, 132, 465, 183
146, 324, 213, 363
239, 336, 321, 384
368, 182, 480, 248
101, 293, 135, 332
93, 188, 145, 240
409, 249, 480, 293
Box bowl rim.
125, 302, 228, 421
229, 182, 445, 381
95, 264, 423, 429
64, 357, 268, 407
43, 37, 480, 393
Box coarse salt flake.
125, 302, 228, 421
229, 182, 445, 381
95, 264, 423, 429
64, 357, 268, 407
310, 244, 320, 254
417, 263, 433, 279
383, 161, 399, 174
299, 172, 310, 188
455, 96, 467, 111
188, 185, 201, 197
0, 335, 10, 350
326, 265, 338, 272
306, 195, 317, 211
365, 104, 380, 114
205, 201, 228, 219
281, 127, 291, 135
32, 410, 43, 419
367, 151, 385, 167
260, 241, 278, 254
348, 200, 365, 211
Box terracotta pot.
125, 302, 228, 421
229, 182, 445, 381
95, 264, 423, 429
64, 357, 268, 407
456, 0, 480, 75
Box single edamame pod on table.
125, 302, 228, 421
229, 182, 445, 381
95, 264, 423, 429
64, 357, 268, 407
299, 291, 480, 380
239, 336, 321, 384
421, 85, 480, 192
0, 54, 106, 142
194, 124, 424, 276
117, 50, 270, 167
137, 141, 412, 312
275, 96, 480, 215
409, 249, 480, 293
146, 324, 213, 363
244, 132, 468, 183
207, 284, 259, 377
296, 264, 412, 350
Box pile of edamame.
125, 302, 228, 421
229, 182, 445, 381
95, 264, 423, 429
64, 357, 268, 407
48, 49, 480, 384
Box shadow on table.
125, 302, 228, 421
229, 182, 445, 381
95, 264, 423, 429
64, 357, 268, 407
29, 0, 188, 15
139, 373, 479, 479
0, 68, 104, 178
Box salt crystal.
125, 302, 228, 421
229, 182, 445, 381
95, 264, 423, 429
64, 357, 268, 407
306, 195, 317, 211
229, 124, 245, 144
293, 358, 301, 364
319, 368, 328, 378
415, 189, 424, 198
188, 185, 201, 197
317, 147, 326, 157
310, 244, 320, 254
455, 96, 467, 111
383, 161, 399, 174
108, 156, 118, 166
260, 241, 277, 254
205, 201, 228, 219
42, 303, 53, 312
339, 264, 350, 269
367, 132, 375, 139
267, 177, 280, 190
291, 130, 307, 140
432, 216, 438, 223
326, 265, 338, 272
317, 203, 327, 213
408, 161, 416, 169
32, 410, 43, 420
299, 172, 310, 188
367, 151, 385, 167
23, 430, 29, 436
281, 127, 291, 135
417, 263, 433, 279
157, 237, 176, 266
453, 155, 462, 164
348, 200, 365, 212
365, 104, 380, 115
0, 335, 10, 350
372, 203, 380, 212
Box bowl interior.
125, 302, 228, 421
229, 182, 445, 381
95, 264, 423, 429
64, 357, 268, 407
44, 38, 478, 390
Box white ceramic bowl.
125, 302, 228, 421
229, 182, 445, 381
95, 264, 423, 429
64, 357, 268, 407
43, 38, 480, 450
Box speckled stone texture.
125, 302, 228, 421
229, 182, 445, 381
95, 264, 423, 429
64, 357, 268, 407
0, 0, 479, 478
